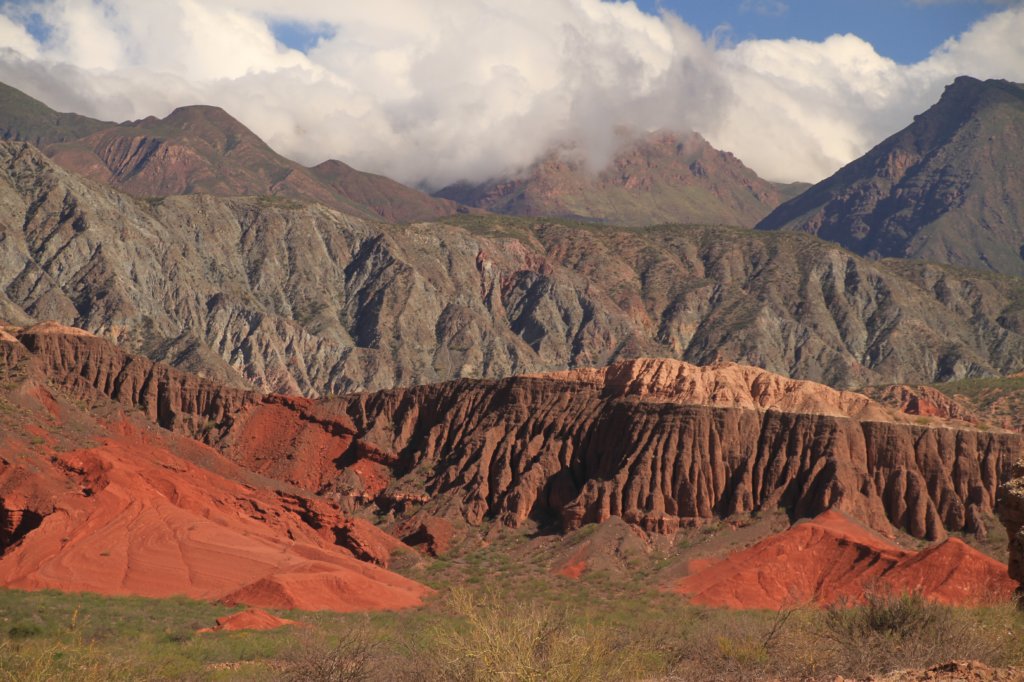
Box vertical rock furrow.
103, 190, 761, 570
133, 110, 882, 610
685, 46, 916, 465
332, 367, 1021, 540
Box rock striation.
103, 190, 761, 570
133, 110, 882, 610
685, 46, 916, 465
4, 140, 1024, 395
326, 358, 1020, 540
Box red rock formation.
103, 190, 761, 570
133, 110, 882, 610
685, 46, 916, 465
0, 330, 429, 612
399, 517, 455, 557
873, 384, 981, 424
198, 608, 298, 633
331, 359, 1019, 540
9, 323, 1021, 550
673, 511, 1015, 609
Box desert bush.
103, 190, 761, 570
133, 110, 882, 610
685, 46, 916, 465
282, 628, 380, 682
816, 588, 1016, 676
667, 606, 822, 681
426, 588, 645, 682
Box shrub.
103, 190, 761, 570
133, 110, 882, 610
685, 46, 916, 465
427, 588, 644, 682
817, 588, 1015, 676
282, 628, 380, 682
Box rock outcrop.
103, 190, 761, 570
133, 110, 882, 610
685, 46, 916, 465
5, 140, 1024, 395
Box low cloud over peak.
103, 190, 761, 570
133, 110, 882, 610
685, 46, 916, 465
0, 0, 1022, 187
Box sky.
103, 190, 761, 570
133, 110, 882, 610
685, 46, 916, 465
0, 0, 1021, 188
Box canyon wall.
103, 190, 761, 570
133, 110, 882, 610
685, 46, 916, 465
11, 323, 1021, 543
331, 359, 1020, 540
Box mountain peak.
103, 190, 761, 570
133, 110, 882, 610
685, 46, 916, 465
434, 129, 795, 227
163, 104, 253, 132
756, 76, 1024, 275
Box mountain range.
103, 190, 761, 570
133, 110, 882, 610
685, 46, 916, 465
0, 82, 461, 224
5, 138, 1024, 395
4, 71, 1024, 624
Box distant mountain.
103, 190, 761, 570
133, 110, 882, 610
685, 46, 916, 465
435, 130, 808, 227
0, 81, 109, 146
757, 77, 1024, 275
0, 82, 462, 223
4, 139, 1024, 396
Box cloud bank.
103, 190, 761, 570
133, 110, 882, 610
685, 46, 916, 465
0, 0, 1022, 187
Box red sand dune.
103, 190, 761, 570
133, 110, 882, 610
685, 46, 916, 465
673, 510, 1016, 609
0, 423, 430, 612
198, 608, 298, 633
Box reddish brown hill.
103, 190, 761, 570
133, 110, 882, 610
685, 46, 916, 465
0, 325, 429, 612
435, 130, 806, 227
0, 81, 461, 223
673, 510, 1014, 609
45, 105, 462, 223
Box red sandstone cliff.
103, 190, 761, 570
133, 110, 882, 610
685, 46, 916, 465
327, 359, 1018, 541
10, 323, 1021, 546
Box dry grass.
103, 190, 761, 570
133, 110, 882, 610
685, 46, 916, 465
1, 580, 1023, 681
423, 588, 646, 682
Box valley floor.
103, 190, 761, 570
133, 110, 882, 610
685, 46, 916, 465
2, 521, 1024, 682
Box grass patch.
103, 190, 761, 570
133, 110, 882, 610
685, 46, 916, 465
0, 570, 1022, 681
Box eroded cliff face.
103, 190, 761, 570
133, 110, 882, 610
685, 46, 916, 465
997, 463, 1024, 589
328, 359, 1019, 541
10, 324, 1021, 544
5, 141, 1024, 396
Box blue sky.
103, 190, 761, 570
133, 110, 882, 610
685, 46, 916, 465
630, 0, 1002, 63
266, 1, 1006, 66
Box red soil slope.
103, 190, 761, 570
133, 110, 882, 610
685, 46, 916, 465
198, 608, 298, 633
0, 425, 429, 611
0, 330, 430, 612
673, 511, 1015, 609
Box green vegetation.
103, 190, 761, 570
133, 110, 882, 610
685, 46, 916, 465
2, 557, 1023, 681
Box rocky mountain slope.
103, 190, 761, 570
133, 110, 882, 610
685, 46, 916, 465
0, 81, 460, 223
436, 130, 806, 227
757, 77, 1024, 275
0, 323, 429, 611
4, 139, 1024, 395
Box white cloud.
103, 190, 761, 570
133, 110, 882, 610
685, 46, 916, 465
0, 0, 1021, 186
